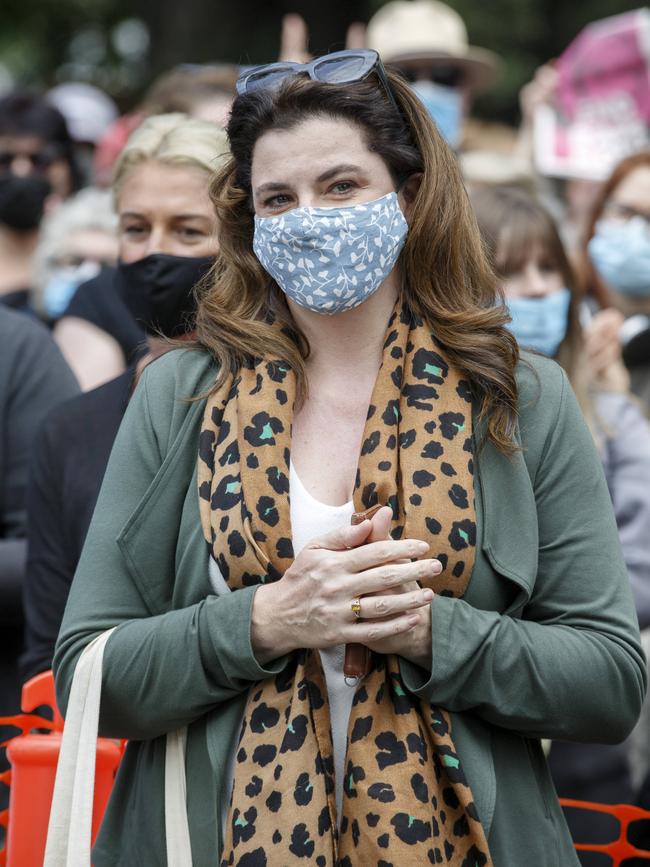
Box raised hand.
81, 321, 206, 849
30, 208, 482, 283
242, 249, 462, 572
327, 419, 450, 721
584, 307, 630, 392
279, 13, 311, 64
278, 15, 368, 66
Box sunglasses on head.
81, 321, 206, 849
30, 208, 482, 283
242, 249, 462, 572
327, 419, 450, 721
236, 49, 401, 115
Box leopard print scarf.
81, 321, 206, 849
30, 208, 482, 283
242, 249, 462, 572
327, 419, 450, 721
198, 301, 492, 866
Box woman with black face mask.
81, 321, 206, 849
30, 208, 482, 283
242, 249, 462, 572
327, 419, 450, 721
53, 113, 224, 390
20, 113, 228, 680
0, 90, 80, 316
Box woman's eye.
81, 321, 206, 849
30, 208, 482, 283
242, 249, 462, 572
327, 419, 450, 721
178, 227, 205, 240
265, 194, 291, 208
122, 225, 147, 237
331, 181, 355, 194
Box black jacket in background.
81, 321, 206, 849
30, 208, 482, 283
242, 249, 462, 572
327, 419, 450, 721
0, 308, 79, 709
21, 370, 132, 682
0, 308, 79, 819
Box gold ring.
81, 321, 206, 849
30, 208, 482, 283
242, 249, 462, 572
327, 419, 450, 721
351, 597, 362, 619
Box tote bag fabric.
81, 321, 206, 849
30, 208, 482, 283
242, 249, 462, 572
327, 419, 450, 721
44, 628, 192, 866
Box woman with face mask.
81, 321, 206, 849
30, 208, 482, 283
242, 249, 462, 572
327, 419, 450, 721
365, 0, 500, 151
53, 114, 224, 390
473, 184, 650, 848
0, 90, 81, 317
21, 114, 228, 682
32, 187, 118, 322
51, 54, 644, 867
581, 151, 650, 412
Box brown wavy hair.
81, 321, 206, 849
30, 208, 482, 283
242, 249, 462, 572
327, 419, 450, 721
194, 67, 520, 454
580, 150, 650, 307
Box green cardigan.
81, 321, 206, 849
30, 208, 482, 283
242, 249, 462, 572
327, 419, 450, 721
54, 348, 646, 866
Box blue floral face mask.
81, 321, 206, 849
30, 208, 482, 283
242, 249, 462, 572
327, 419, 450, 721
588, 217, 650, 297
506, 288, 571, 357
253, 192, 408, 315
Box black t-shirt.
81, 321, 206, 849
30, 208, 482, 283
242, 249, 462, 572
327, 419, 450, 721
63, 267, 146, 365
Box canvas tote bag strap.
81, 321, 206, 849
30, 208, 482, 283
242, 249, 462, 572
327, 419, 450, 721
44, 628, 117, 867
165, 726, 192, 865
44, 627, 193, 867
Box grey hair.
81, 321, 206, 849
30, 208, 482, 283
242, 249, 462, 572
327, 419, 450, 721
32, 187, 117, 306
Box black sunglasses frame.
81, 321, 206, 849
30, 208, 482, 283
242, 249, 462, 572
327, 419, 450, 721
236, 49, 401, 116
396, 64, 465, 89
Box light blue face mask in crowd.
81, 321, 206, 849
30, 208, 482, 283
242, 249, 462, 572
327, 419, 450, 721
253, 192, 408, 315
588, 217, 650, 296
42, 260, 101, 319
505, 287, 571, 357
410, 80, 463, 149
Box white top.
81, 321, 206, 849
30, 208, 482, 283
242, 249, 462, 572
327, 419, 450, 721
209, 461, 355, 830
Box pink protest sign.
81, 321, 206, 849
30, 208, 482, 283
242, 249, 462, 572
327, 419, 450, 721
534, 8, 650, 180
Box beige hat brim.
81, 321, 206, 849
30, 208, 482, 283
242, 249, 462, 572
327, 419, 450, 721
384, 46, 501, 93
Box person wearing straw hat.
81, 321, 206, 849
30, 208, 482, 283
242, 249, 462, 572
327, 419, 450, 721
366, 0, 500, 148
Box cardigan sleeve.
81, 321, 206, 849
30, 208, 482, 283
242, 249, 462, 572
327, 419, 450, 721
54, 356, 289, 740
400, 365, 647, 744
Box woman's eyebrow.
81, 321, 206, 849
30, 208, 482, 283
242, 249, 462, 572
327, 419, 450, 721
254, 181, 292, 196
171, 213, 213, 221
254, 164, 364, 197
316, 164, 363, 183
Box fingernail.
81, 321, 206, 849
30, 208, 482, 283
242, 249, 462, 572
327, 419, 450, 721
431, 560, 442, 574
422, 589, 434, 601
416, 541, 429, 553
408, 614, 420, 626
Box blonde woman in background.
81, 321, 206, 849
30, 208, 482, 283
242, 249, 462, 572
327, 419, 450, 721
53, 113, 227, 390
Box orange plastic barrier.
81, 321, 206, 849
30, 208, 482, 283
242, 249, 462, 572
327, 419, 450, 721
0, 671, 123, 867
560, 798, 650, 865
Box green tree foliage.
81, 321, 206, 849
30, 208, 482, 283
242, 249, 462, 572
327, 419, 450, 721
0, 0, 124, 85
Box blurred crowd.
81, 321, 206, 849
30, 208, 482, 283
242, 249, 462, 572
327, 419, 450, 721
1, 1, 650, 859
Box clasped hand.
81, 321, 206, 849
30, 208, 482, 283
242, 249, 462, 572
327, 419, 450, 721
251, 506, 437, 668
